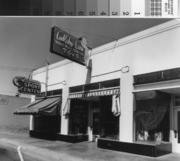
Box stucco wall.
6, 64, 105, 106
91, 19, 180, 78
33, 20, 180, 87
33, 60, 89, 91
0, 94, 30, 133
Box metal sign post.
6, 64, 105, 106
45, 60, 49, 97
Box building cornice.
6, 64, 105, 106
92, 19, 180, 55
33, 19, 180, 76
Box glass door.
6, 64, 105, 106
172, 108, 180, 153
172, 96, 180, 153
91, 101, 100, 142
92, 111, 100, 135
178, 111, 180, 144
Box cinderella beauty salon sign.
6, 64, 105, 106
50, 26, 87, 66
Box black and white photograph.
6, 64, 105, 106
0, 1, 180, 161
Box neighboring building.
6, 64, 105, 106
0, 94, 30, 133
15, 19, 180, 156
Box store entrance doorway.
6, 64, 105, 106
178, 111, 180, 143
173, 108, 180, 153
92, 111, 100, 141
90, 101, 100, 142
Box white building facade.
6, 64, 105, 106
16, 19, 180, 156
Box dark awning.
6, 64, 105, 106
14, 97, 61, 116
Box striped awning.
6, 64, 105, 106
69, 88, 120, 99
14, 97, 61, 116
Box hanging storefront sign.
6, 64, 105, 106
134, 68, 180, 85
69, 88, 120, 99
50, 26, 87, 66
13, 76, 41, 95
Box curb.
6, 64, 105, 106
0, 138, 92, 161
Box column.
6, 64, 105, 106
61, 82, 69, 134
29, 115, 34, 131
30, 96, 35, 131
119, 69, 134, 143
88, 102, 93, 141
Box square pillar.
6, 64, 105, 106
88, 102, 93, 141
30, 115, 34, 131
61, 83, 69, 134
30, 96, 35, 131
119, 70, 134, 143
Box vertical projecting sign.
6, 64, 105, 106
50, 26, 87, 66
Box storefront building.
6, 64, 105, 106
15, 19, 180, 156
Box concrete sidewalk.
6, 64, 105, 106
0, 130, 180, 161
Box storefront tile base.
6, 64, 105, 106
97, 138, 172, 157
29, 130, 57, 140
29, 130, 88, 143
56, 134, 88, 143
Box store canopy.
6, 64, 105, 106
69, 88, 120, 99
14, 97, 61, 116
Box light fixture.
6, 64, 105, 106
61, 80, 67, 85
120, 66, 129, 73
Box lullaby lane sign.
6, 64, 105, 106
50, 26, 87, 66
13, 76, 41, 95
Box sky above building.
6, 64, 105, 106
0, 17, 172, 96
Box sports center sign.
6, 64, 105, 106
13, 76, 41, 95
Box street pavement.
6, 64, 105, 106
0, 130, 180, 161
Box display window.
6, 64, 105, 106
69, 99, 89, 135
34, 115, 61, 132
99, 96, 119, 140
69, 96, 119, 140
134, 91, 171, 144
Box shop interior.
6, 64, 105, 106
69, 96, 119, 141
